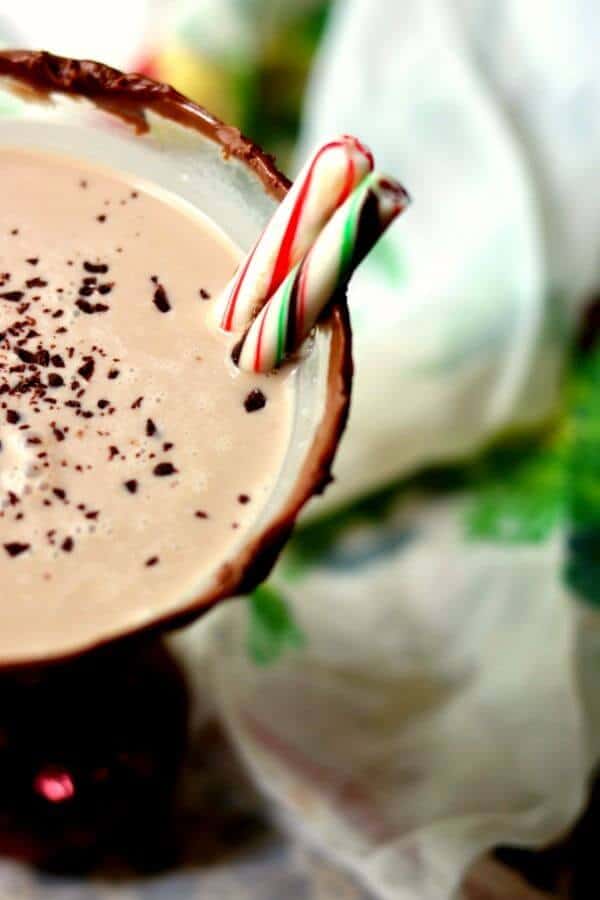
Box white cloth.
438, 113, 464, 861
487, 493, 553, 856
210, 2, 600, 898
297, 0, 600, 515
210, 497, 585, 900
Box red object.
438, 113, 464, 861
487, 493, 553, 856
33, 768, 75, 804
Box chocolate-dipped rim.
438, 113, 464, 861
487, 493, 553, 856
0, 50, 291, 199
0, 50, 353, 669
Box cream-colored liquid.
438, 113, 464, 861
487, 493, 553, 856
0, 148, 293, 661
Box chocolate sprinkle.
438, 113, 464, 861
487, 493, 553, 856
124, 479, 138, 494
15, 348, 35, 364
77, 358, 95, 381
76, 298, 109, 314
4, 542, 30, 557
244, 389, 267, 413
152, 284, 171, 314
83, 261, 108, 274
153, 462, 177, 477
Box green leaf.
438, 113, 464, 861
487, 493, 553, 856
466, 434, 567, 543
565, 528, 600, 607
564, 345, 600, 604
247, 584, 305, 666
284, 479, 410, 578
283, 461, 476, 579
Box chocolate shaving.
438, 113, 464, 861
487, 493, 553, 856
83, 261, 108, 273
77, 358, 95, 381
152, 284, 171, 314
153, 462, 177, 477
4, 542, 30, 557
244, 389, 267, 413
76, 299, 109, 314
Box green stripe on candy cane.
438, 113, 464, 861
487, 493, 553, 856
236, 171, 410, 373
294, 178, 366, 340
276, 276, 295, 367
219, 136, 374, 332
340, 177, 368, 279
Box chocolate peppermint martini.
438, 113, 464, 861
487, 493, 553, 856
0, 51, 352, 666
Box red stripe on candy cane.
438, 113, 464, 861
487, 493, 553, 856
222, 135, 374, 335
337, 151, 356, 207
345, 135, 374, 171
272, 143, 358, 333
221, 240, 258, 331
265, 140, 345, 302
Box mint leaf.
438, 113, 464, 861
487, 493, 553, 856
565, 346, 600, 605
247, 585, 305, 666
466, 434, 566, 543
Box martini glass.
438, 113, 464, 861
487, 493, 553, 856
0, 49, 351, 874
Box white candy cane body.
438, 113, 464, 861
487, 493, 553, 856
235, 172, 410, 373
217, 135, 374, 332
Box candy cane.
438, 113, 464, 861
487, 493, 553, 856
233, 172, 410, 373
217, 135, 374, 332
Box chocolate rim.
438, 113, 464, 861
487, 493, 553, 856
0, 50, 353, 670
0, 49, 292, 199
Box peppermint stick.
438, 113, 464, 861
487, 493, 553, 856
233, 172, 410, 373
217, 135, 374, 332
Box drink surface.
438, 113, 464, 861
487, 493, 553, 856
0, 148, 293, 661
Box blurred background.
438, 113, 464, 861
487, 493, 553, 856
1, 1, 600, 898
